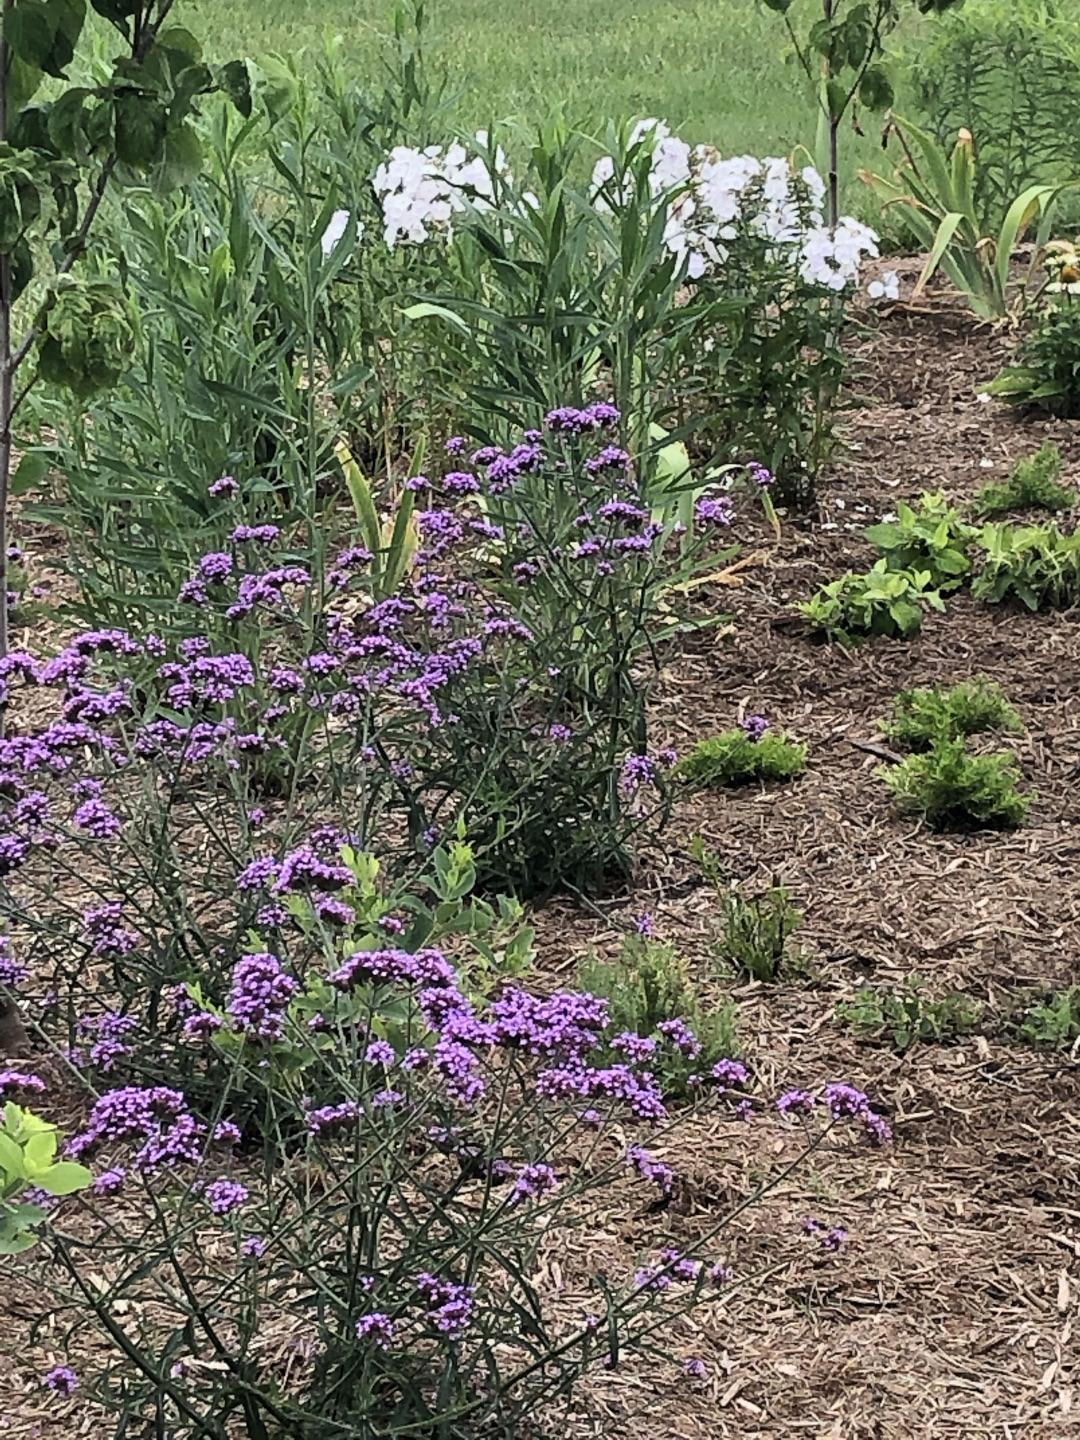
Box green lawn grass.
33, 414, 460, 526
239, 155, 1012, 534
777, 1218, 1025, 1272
186, 0, 918, 203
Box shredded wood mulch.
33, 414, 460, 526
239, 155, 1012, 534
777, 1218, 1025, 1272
4, 287, 1080, 1437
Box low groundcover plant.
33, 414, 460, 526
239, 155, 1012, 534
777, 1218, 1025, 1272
882, 678, 1023, 751
879, 736, 1032, 830
677, 714, 807, 787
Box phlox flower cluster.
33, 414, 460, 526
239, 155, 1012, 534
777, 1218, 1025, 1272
372, 134, 513, 247
374, 118, 880, 292
590, 119, 879, 289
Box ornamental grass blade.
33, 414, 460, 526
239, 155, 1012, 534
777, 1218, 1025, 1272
912, 211, 965, 300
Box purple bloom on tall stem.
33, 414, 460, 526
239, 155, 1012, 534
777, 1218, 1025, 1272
73, 798, 121, 840
0, 1069, 45, 1096
355, 1313, 395, 1347
200, 1178, 249, 1215
227, 953, 299, 1042
695, 494, 734, 526
92, 1168, 126, 1196
748, 461, 774, 489
509, 1163, 558, 1204
208, 475, 238, 498
711, 1059, 748, 1090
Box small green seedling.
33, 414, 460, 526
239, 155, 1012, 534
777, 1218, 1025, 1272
800, 560, 945, 643
837, 978, 983, 1052
972, 522, 1080, 609
714, 883, 802, 984
865, 490, 977, 591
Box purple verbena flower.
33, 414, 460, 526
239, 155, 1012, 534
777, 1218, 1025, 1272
740, 714, 768, 743
711, 1059, 749, 1090
200, 1178, 248, 1215
355, 1313, 395, 1347
92, 1168, 126, 1196
227, 953, 299, 1042
42, 1367, 78, 1395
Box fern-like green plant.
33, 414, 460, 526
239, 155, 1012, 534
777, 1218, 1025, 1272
880, 736, 1031, 829
677, 728, 806, 787
882, 678, 1022, 751
972, 441, 1075, 517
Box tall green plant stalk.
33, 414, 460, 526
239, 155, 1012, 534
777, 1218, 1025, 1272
761, 0, 963, 227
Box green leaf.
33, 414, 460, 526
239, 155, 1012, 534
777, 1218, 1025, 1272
6, 53, 46, 110
89, 0, 138, 25
219, 59, 252, 117
859, 64, 894, 112
114, 92, 168, 169
150, 123, 202, 192
402, 302, 473, 338
47, 86, 90, 158
34, 1160, 93, 1196
3, 0, 85, 78
10, 450, 49, 498
0, 1132, 26, 1180
22, 1128, 57, 1173
4, 1, 57, 71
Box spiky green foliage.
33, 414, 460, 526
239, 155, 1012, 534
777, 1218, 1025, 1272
880, 737, 1031, 829
578, 935, 739, 1096
972, 441, 1076, 518
676, 730, 807, 788
908, 2, 1080, 230
972, 521, 1080, 609
836, 978, 984, 1052
714, 884, 802, 984
882, 678, 1023, 751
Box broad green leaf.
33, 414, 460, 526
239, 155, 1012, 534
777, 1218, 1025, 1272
34, 1161, 92, 1196
114, 92, 168, 169
0, 1132, 26, 1180
912, 211, 965, 298
859, 64, 894, 113
219, 59, 252, 118
10, 450, 48, 497
22, 1128, 57, 1172
402, 302, 473, 338
150, 123, 202, 193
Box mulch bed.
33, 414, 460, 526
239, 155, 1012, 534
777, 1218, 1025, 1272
4, 284, 1080, 1437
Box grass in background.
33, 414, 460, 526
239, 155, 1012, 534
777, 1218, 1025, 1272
184, 0, 914, 204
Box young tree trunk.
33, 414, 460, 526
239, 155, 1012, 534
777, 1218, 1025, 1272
0, 8, 29, 1054
1, 2, 12, 663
